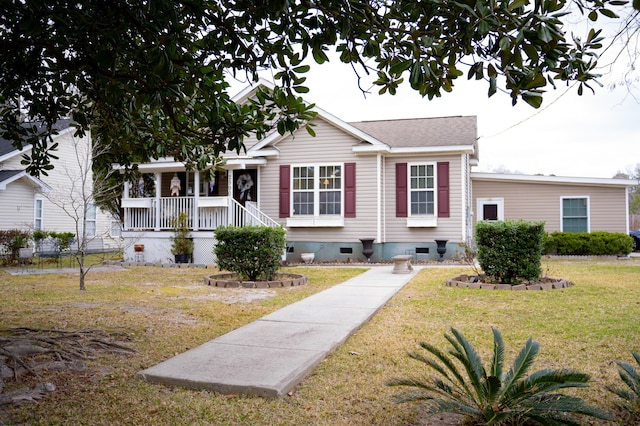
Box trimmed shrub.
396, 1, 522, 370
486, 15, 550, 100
214, 226, 286, 281
0, 229, 32, 264
476, 220, 545, 284
545, 231, 633, 256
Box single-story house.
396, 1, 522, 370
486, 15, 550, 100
119, 81, 634, 264
0, 120, 122, 253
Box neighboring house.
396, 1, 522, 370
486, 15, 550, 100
119, 81, 634, 264
0, 120, 121, 251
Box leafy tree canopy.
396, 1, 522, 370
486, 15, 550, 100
0, 0, 631, 175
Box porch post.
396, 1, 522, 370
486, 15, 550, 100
193, 171, 200, 231
155, 172, 161, 231
122, 181, 130, 231
228, 170, 234, 226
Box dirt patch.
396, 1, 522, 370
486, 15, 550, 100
187, 288, 278, 304
414, 411, 465, 425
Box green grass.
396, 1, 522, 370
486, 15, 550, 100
1, 258, 639, 425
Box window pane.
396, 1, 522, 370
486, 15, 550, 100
86, 222, 97, 237
86, 203, 97, 237
293, 166, 314, 190
110, 218, 122, 237
563, 218, 588, 232
293, 192, 314, 215
410, 191, 434, 215
319, 165, 341, 190
562, 198, 588, 232
34, 199, 43, 230
483, 204, 498, 221
319, 191, 341, 215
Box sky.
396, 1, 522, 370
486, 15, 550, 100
229, 12, 639, 180
297, 59, 639, 179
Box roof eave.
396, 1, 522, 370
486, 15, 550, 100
0, 171, 51, 192
386, 145, 476, 156
471, 172, 637, 187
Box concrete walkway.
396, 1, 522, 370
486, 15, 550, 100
136, 265, 422, 398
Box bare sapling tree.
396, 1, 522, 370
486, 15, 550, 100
43, 132, 120, 290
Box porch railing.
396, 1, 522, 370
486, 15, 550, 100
123, 197, 280, 231
244, 201, 280, 227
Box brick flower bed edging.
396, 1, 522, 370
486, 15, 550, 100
445, 274, 572, 290
204, 272, 307, 288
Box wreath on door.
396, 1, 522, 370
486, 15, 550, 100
236, 173, 254, 201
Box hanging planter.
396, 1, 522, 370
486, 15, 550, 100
134, 244, 144, 252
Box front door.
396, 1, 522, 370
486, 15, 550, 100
233, 169, 257, 206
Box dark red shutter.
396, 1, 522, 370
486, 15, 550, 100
279, 165, 290, 218
344, 162, 356, 218
437, 162, 450, 218
396, 163, 408, 217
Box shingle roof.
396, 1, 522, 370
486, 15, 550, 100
349, 115, 477, 153
0, 119, 74, 158
0, 170, 22, 183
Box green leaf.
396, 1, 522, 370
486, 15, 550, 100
522, 92, 543, 108
599, 8, 619, 18
508, 0, 529, 9
312, 48, 329, 64
389, 59, 413, 76
488, 75, 497, 97
499, 37, 511, 51
292, 65, 310, 73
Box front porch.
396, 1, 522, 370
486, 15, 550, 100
121, 168, 278, 264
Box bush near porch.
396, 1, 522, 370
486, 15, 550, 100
214, 225, 286, 281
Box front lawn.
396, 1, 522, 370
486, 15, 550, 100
1, 258, 639, 425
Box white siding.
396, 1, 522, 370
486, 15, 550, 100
0, 179, 36, 229
1, 129, 120, 248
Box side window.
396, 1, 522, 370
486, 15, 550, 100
34, 198, 44, 230
86, 203, 97, 237
561, 197, 589, 232
477, 198, 504, 221
110, 214, 122, 238
409, 163, 435, 216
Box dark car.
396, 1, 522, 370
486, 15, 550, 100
631, 230, 640, 252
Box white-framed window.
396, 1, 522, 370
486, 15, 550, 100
86, 203, 97, 237
405, 163, 438, 227
561, 196, 589, 232
288, 164, 343, 227
477, 198, 504, 221
409, 163, 436, 216
34, 198, 44, 230
110, 214, 122, 238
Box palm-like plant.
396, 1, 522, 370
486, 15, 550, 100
387, 327, 610, 425
607, 351, 640, 422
